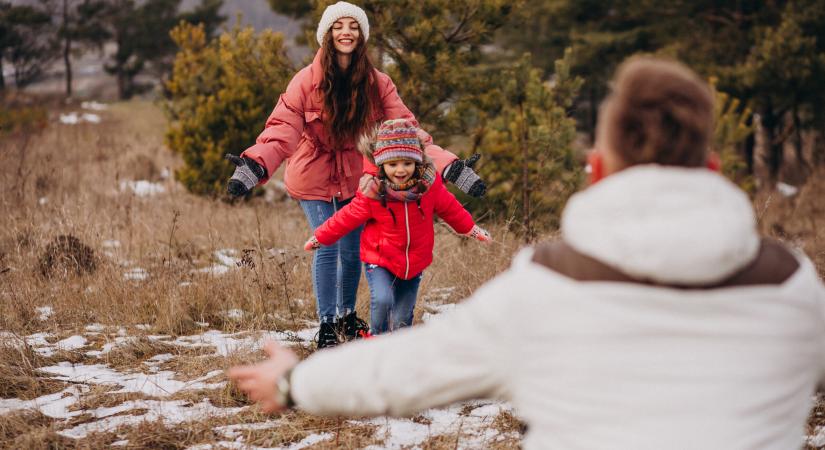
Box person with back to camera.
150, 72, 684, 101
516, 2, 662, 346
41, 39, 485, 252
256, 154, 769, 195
304, 119, 492, 336
225, 1, 487, 349
229, 56, 825, 450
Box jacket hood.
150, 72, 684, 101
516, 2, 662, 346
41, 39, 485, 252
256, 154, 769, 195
561, 165, 760, 285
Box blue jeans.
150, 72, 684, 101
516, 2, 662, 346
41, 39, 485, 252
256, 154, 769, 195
299, 198, 362, 324
364, 264, 422, 334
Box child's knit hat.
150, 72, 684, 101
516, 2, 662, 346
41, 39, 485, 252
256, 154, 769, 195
372, 119, 423, 165
316, 2, 370, 46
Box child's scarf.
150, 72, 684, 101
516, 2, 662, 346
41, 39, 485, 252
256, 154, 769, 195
359, 163, 437, 202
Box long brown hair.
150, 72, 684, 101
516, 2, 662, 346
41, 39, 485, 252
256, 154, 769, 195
320, 30, 380, 146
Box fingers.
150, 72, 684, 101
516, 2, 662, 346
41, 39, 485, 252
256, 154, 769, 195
465, 153, 481, 168
225, 153, 244, 167
303, 237, 319, 252
227, 365, 256, 381
467, 179, 486, 197
263, 340, 282, 358
227, 180, 249, 197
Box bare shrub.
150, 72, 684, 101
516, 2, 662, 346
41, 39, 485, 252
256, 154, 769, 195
38, 234, 97, 278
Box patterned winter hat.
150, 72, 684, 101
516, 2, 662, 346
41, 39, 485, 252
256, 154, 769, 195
316, 2, 370, 46
372, 119, 423, 165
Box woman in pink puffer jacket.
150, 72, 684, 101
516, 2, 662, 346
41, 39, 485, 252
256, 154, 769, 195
225, 2, 486, 349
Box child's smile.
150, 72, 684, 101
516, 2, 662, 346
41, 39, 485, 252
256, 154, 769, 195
384, 160, 416, 185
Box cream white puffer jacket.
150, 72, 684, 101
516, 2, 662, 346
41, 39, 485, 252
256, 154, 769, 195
291, 166, 825, 450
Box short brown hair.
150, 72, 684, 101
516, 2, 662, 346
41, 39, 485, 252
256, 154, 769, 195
598, 57, 714, 168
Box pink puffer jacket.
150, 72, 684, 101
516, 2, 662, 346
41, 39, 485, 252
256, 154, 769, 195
241, 49, 458, 201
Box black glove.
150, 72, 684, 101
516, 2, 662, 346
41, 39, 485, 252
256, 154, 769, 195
444, 154, 486, 197
226, 154, 266, 197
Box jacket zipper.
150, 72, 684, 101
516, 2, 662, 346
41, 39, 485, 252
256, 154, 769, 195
404, 203, 410, 279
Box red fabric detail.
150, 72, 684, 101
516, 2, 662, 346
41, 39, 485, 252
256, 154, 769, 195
314, 176, 475, 279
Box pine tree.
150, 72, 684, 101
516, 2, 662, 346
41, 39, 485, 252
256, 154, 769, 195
0, 1, 57, 89
476, 51, 582, 240
58, 0, 109, 97
102, 0, 226, 99
164, 22, 294, 196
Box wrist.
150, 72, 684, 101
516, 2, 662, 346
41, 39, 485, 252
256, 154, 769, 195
275, 366, 295, 408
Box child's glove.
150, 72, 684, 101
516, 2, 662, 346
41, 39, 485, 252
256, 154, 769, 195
444, 154, 487, 197
304, 236, 321, 251
226, 154, 266, 197
466, 225, 492, 243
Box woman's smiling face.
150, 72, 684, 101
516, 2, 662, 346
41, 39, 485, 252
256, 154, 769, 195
331, 17, 360, 55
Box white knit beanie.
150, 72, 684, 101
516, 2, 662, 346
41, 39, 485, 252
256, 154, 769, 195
316, 1, 370, 47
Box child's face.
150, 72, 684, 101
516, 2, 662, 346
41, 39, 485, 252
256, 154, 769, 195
383, 160, 416, 185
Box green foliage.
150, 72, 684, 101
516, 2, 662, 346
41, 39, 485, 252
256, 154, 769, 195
164, 22, 294, 196
710, 78, 754, 192
476, 51, 583, 237
0, 102, 47, 136
0, 1, 57, 88
102, 0, 226, 99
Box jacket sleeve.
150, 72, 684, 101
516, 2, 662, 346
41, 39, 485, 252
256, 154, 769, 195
376, 74, 458, 175
240, 69, 309, 185
290, 268, 516, 416
313, 193, 373, 246
432, 181, 475, 235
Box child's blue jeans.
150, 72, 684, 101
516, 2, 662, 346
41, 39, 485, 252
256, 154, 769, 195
364, 263, 422, 334
299, 198, 362, 324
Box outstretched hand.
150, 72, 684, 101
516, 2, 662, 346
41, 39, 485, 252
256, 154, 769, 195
444, 154, 487, 197
226, 154, 266, 197
227, 340, 299, 413
466, 225, 492, 243
304, 236, 321, 252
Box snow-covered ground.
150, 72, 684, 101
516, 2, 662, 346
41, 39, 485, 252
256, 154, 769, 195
1, 311, 516, 449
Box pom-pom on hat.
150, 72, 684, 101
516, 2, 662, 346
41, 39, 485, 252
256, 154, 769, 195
316, 2, 370, 47
372, 119, 423, 165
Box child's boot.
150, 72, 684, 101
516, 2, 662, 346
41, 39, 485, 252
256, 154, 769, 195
342, 311, 371, 340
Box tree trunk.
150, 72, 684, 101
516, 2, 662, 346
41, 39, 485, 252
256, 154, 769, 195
588, 86, 597, 144
792, 106, 809, 178
519, 102, 531, 243
63, 0, 73, 97
117, 70, 128, 99
743, 113, 755, 173
760, 105, 782, 183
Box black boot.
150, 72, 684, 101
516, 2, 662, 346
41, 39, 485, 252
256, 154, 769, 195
315, 321, 339, 349
341, 311, 371, 341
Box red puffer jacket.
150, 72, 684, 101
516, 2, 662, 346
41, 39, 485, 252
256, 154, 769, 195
314, 174, 475, 279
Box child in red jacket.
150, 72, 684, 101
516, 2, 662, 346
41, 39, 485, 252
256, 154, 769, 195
304, 119, 490, 334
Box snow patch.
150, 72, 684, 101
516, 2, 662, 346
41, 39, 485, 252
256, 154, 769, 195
120, 180, 166, 197
81, 101, 108, 111
102, 239, 121, 249
38, 362, 225, 397
123, 268, 148, 281
364, 402, 512, 449
776, 181, 799, 197
36, 306, 54, 321
59, 112, 101, 124
58, 399, 244, 439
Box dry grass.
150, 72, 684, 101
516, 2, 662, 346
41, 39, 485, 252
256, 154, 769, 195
0, 338, 67, 400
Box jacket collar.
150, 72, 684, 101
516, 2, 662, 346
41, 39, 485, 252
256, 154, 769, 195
561, 165, 761, 285
310, 48, 325, 90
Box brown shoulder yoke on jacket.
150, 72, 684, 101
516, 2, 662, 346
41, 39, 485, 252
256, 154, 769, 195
531, 238, 799, 289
